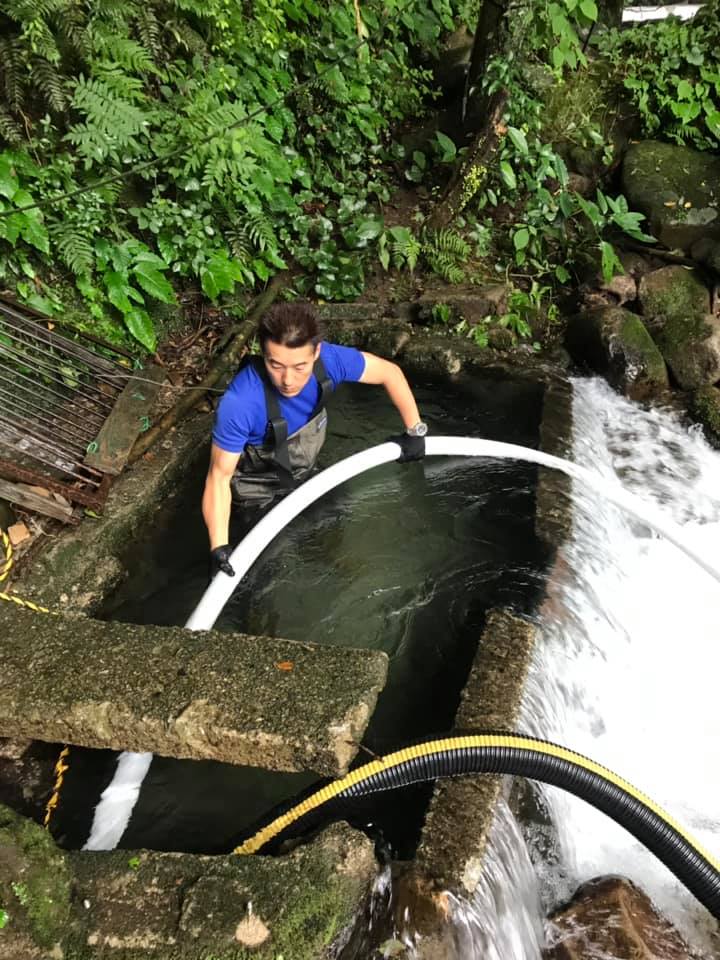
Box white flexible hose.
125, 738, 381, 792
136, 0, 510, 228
86, 435, 720, 851
186, 436, 720, 632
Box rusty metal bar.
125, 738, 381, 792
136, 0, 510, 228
0, 417, 103, 485
0, 301, 122, 373
0, 322, 122, 405
0, 458, 108, 508
0, 340, 116, 413
0, 384, 98, 448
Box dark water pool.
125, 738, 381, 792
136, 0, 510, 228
53, 371, 551, 858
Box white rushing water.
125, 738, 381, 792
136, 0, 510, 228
496, 376, 720, 958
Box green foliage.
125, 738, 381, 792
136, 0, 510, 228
378, 226, 470, 282
0, 0, 469, 346
597, 11, 720, 149
0, 907, 8, 929
11, 883, 29, 907
473, 56, 653, 283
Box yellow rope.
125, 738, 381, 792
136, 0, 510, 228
234, 733, 720, 872
1, 528, 67, 825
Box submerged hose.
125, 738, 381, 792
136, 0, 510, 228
186, 437, 720, 632
234, 732, 720, 921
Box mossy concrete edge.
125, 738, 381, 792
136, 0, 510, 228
12, 412, 211, 615
0, 804, 376, 960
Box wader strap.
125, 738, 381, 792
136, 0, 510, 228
251, 354, 333, 488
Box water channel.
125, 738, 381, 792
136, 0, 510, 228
49, 371, 720, 958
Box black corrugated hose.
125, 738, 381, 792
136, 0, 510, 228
234, 733, 720, 921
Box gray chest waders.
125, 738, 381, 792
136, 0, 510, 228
231, 356, 333, 505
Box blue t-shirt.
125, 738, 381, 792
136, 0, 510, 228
213, 341, 366, 454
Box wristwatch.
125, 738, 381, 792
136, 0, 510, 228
406, 421, 428, 437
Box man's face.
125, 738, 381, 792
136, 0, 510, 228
263, 340, 320, 398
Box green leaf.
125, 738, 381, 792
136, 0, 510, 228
677, 79, 693, 100
435, 131, 457, 162
133, 262, 175, 303
357, 218, 384, 241
105, 271, 134, 314
124, 307, 156, 352
579, 0, 597, 19
500, 161, 516, 190
600, 240, 622, 283
201, 252, 243, 300
555, 264, 571, 283
19, 216, 49, 253
513, 227, 530, 251
0, 158, 18, 200
507, 126, 528, 156
0, 908, 8, 929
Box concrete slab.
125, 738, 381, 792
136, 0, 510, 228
0, 605, 387, 777
0, 803, 376, 960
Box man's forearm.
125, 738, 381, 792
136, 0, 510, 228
202, 474, 232, 549
384, 365, 421, 429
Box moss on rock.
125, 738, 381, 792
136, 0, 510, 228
565, 306, 668, 399
0, 804, 71, 958
638, 266, 709, 324
622, 141, 720, 251
689, 385, 720, 448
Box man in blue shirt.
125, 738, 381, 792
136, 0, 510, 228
203, 301, 427, 579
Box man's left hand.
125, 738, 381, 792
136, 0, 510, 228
389, 433, 425, 463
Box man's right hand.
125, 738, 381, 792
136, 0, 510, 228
209, 545, 235, 580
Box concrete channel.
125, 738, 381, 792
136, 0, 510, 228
1, 318, 573, 958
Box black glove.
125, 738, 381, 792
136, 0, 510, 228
389, 432, 426, 463
209, 544, 235, 581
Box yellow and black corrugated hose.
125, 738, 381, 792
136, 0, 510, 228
1, 528, 68, 828
235, 732, 720, 920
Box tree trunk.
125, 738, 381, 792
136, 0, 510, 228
462, 0, 510, 131
427, 89, 508, 231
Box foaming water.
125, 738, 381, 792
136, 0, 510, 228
520, 377, 720, 954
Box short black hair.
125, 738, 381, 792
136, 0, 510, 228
258, 302, 322, 351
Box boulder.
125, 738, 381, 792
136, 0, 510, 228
544, 875, 692, 959
638, 266, 710, 327
622, 141, 720, 252
565, 306, 668, 398
689, 384, 720, 448
654, 313, 720, 390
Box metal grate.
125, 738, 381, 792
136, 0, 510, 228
0, 297, 129, 508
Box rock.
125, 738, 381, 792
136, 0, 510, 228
619, 250, 658, 280
565, 307, 669, 399
689, 384, 720, 448
638, 265, 710, 327
622, 141, 720, 252
544, 875, 692, 959
416, 287, 512, 327
599, 271, 637, 306
567, 172, 594, 197
690, 236, 720, 274
488, 326, 515, 351
8, 522, 30, 546
0, 738, 31, 760
654, 313, 720, 389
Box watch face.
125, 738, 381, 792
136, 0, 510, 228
411, 422, 428, 437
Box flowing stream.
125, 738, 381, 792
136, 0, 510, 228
439, 377, 720, 959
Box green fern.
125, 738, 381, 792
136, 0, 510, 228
49, 221, 96, 275
0, 36, 26, 112
0, 106, 24, 145
30, 58, 67, 112
134, 8, 163, 60
66, 74, 148, 163
164, 18, 207, 55
422, 229, 470, 284
93, 34, 157, 75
